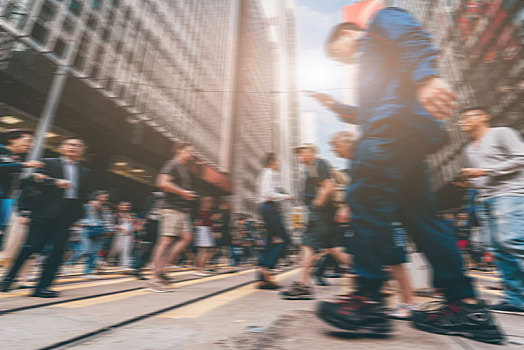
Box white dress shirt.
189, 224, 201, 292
61, 157, 79, 199
257, 168, 288, 204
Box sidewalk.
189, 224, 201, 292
219, 309, 523, 350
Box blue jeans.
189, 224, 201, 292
347, 137, 474, 302
84, 235, 105, 274
259, 202, 289, 269
479, 196, 524, 308
65, 232, 89, 266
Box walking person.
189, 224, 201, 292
82, 190, 113, 278
1, 137, 91, 297
0, 129, 43, 265
194, 196, 216, 276
257, 153, 293, 289
330, 130, 416, 319
458, 106, 524, 313
107, 201, 134, 272
150, 142, 197, 292
132, 191, 163, 280
280, 144, 344, 299
308, 1, 504, 343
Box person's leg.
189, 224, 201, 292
300, 245, 317, 286
36, 220, 72, 291
485, 196, 524, 309
152, 236, 173, 280
399, 157, 475, 303
121, 234, 132, 270
166, 231, 192, 268
390, 264, 414, 305
2, 218, 48, 288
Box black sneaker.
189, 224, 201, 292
490, 301, 524, 314
314, 275, 331, 287
279, 282, 315, 300
316, 294, 392, 335
412, 300, 505, 344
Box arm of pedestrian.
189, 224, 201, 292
483, 128, 524, 177
371, 8, 457, 120
306, 91, 359, 124
156, 173, 197, 200
313, 178, 334, 208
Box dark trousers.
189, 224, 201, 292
4, 203, 77, 290
348, 137, 475, 302
259, 202, 289, 269
133, 219, 159, 271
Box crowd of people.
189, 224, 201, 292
0, 0, 521, 346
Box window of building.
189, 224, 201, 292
91, 0, 103, 11
68, 0, 83, 17
30, 22, 48, 44
37, 1, 56, 23
52, 37, 66, 58
86, 14, 98, 30
61, 16, 75, 34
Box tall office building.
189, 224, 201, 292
397, 0, 523, 190
0, 0, 300, 211
229, 0, 300, 214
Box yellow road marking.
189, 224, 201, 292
0, 269, 194, 299
53, 269, 255, 309
159, 269, 299, 319
468, 273, 500, 282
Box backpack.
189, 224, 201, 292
307, 159, 350, 207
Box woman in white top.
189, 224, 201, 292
107, 201, 134, 270
257, 153, 293, 289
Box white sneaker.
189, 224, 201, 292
388, 303, 417, 320
85, 274, 99, 280
194, 271, 212, 277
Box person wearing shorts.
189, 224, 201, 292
194, 196, 216, 276
151, 142, 197, 292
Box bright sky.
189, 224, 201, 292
296, 0, 356, 169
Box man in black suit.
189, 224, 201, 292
1, 137, 91, 297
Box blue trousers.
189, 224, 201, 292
347, 137, 475, 302
259, 202, 289, 269
479, 196, 524, 308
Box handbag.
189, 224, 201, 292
87, 225, 106, 238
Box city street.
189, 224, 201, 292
0, 265, 522, 349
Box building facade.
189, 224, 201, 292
0, 0, 300, 212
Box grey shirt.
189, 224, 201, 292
463, 127, 524, 199
158, 159, 193, 213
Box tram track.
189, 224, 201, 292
0, 266, 254, 316
39, 267, 296, 350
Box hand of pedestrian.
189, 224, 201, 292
286, 195, 294, 201
451, 180, 472, 188
33, 173, 49, 182
417, 77, 457, 120
182, 190, 198, 201
23, 160, 44, 168
19, 217, 31, 225
460, 168, 488, 179
307, 91, 336, 109
335, 205, 351, 223
55, 179, 72, 189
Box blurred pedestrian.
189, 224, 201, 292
151, 142, 197, 292
257, 153, 292, 289
107, 201, 134, 272
309, 2, 503, 343
193, 196, 216, 276
459, 106, 524, 313
1, 137, 91, 297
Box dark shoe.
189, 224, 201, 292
324, 272, 341, 278
490, 301, 524, 314
412, 300, 505, 344
315, 275, 331, 286
280, 282, 314, 300
256, 281, 281, 290
32, 289, 60, 298
133, 271, 147, 281
159, 273, 174, 284
1, 279, 13, 293
317, 294, 392, 334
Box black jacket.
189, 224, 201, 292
23, 158, 91, 221
0, 145, 25, 198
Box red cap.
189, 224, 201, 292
342, 0, 385, 30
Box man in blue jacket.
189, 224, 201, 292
309, 3, 504, 344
